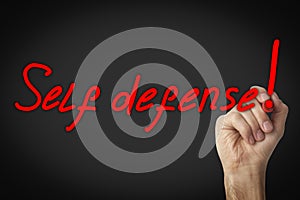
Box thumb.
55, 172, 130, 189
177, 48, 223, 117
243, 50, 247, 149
270, 92, 289, 137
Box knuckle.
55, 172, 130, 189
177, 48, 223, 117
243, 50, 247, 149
282, 103, 289, 113
216, 115, 225, 125
251, 85, 266, 93
229, 112, 241, 122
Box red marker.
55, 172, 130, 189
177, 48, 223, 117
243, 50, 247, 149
262, 39, 280, 113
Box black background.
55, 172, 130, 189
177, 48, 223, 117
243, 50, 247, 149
1, 1, 299, 199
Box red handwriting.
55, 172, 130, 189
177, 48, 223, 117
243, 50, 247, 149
15, 63, 258, 133
14, 63, 100, 132
14, 38, 280, 133
110, 74, 258, 132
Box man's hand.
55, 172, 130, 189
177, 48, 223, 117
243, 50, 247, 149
215, 86, 288, 200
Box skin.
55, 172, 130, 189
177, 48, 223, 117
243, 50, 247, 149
215, 86, 289, 200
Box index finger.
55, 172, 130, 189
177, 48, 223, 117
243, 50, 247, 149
251, 85, 270, 104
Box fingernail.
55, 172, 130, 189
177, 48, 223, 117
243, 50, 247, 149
249, 135, 255, 145
263, 121, 273, 132
256, 129, 265, 140
260, 93, 269, 101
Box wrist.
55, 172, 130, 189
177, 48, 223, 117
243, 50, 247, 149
223, 162, 267, 177
224, 166, 266, 200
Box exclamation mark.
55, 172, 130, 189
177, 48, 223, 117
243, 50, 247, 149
262, 39, 280, 113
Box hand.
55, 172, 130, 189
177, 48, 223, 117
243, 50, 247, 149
215, 86, 288, 200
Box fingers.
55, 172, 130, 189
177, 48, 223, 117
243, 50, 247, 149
250, 85, 275, 133
224, 112, 255, 145
271, 93, 289, 137
240, 110, 265, 141
248, 87, 288, 142
220, 86, 288, 145
249, 99, 274, 133
223, 97, 271, 144
251, 86, 269, 103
